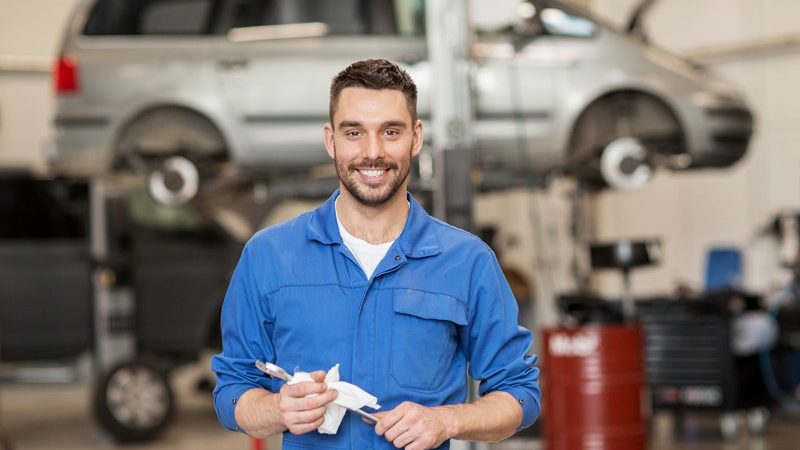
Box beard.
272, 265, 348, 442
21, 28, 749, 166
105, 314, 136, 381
334, 146, 411, 207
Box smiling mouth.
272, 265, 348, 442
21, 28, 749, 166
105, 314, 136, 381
358, 168, 388, 179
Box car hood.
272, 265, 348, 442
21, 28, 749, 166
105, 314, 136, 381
638, 39, 747, 105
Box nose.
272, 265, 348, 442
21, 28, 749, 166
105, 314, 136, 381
364, 133, 385, 160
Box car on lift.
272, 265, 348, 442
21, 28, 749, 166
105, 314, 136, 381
50, 0, 753, 204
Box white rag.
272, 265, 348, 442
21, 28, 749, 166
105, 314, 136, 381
288, 364, 380, 434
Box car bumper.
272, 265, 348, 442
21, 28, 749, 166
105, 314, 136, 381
47, 117, 114, 177
690, 105, 754, 168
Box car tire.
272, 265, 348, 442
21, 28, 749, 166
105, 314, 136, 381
720, 412, 739, 440
115, 107, 229, 206
93, 359, 174, 443
747, 407, 769, 436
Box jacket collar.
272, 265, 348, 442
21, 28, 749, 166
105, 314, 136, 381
306, 189, 441, 259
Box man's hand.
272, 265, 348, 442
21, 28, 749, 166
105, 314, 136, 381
278, 371, 338, 435
374, 401, 456, 450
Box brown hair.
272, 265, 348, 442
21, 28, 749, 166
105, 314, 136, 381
329, 59, 418, 127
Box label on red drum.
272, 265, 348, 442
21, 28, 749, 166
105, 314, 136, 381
656, 386, 723, 406
548, 332, 598, 357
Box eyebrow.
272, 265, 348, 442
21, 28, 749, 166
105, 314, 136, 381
337, 120, 408, 129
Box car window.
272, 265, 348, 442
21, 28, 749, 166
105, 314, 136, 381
393, 0, 425, 36
227, 0, 422, 36
141, 0, 213, 34
83, 0, 216, 36
230, 0, 366, 34
538, 2, 596, 38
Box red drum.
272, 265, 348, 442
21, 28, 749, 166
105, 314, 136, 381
542, 325, 646, 450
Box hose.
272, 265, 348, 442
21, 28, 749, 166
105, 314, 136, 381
758, 285, 800, 413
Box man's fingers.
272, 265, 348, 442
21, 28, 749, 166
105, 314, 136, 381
384, 421, 413, 444
283, 380, 328, 398
288, 416, 325, 435
374, 408, 405, 436
292, 405, 328, 424
282, 387, 337, 411
392, 428, 416, 449
375, 402, 446, 449
309, 370, 326, 383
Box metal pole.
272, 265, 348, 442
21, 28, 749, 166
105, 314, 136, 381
426, 2, 478, 449
90, 179, 136, 373
426, 0, 474, 229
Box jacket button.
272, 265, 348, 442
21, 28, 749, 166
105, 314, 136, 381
232, 398, 237, 405
395, 255, 401, 260
518, 398, 525, 405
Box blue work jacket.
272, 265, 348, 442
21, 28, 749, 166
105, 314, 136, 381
212, 190, 540, 450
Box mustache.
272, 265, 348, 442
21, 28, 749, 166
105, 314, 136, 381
348, 161, 398, 171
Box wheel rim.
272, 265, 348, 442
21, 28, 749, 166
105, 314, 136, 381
600, 137, 652, 190
147, 155, 200, 206
106, 366, 169, 430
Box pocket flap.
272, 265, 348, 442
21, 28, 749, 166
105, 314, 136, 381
393, 290, 468, 325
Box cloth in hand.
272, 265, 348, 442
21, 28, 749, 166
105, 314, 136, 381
288, 364, 380, 434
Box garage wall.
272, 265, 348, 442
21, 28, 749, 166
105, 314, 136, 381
589, 0, 800, 296
0, 0, 79, 170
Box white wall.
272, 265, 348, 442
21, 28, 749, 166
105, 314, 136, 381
0, 0, 79, 170
590, 0, 800, 296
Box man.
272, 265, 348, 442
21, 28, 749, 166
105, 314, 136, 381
212, 59, 540, 450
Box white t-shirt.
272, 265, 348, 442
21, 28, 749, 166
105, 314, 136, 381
335, 199, 395, 280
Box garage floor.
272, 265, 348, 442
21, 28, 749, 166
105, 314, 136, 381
2, 363, 799, 450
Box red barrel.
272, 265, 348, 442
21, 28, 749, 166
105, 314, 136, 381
542, 325, 646, 450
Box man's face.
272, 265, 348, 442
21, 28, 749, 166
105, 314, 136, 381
324, 87, 423, 207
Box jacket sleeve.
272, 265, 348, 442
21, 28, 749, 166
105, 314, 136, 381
461, 250, 541, 430
211, 241, 278, 432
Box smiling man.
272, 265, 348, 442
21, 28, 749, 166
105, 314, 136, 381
211, 59, 540, 450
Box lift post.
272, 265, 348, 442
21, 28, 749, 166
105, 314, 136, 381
89, 178, 136, 373
426, 0, 474, 230
425, 2, 480, 450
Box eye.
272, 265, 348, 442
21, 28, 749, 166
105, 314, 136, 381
384, 129, 400, 136
345, 130, 363, 138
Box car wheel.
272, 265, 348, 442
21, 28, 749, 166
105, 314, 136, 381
747, 407, 769, 435
599, 136, 652, 190
720, 412, 739, 440
93, 360, 174, 442
147, 155, 200, 206
114, 107, 229, 206
569, 91, 683, 190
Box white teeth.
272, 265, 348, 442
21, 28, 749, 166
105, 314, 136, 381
360, 169, 385, 177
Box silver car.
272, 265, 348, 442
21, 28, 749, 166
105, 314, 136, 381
51, 0, 753, 201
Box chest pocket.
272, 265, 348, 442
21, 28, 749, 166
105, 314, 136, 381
391, 289, 468, 391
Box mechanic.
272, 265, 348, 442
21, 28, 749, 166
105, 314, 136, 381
211, 59, 540, 450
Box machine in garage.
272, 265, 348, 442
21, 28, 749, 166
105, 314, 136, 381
0, 172, 242, 441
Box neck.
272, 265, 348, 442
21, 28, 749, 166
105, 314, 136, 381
336, 188, 409, 244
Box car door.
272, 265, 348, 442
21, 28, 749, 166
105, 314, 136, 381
470, 0, 560, 172
213, 0, 428, 173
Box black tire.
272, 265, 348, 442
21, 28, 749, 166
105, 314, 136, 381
93, 359, 175, 443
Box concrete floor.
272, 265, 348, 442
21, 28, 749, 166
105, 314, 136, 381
2, 363, 799, 450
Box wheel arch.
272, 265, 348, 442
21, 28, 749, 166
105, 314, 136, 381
111, 103, 233, 169
563, 87, 688, 166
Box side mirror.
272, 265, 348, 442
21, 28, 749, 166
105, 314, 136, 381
514, 16, 543, 37
512, 2, 544, 50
